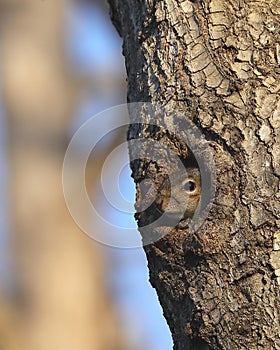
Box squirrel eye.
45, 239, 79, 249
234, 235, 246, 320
184, 180, 196, 192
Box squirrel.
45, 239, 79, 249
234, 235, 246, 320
156, 167, 201, 219
135, 167, 201, 227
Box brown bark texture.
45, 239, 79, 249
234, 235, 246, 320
109, 0, 280, 349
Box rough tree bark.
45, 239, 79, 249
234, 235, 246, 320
109, 0, 280, 349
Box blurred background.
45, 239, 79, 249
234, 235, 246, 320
0, 0, 172, 349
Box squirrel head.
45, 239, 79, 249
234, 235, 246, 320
157, 167, 201, 219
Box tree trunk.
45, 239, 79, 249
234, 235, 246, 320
109, 0, 280, 349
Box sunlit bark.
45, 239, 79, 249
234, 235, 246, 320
109, 0, 280, 348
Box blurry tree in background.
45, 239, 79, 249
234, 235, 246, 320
0, 0, 129, 349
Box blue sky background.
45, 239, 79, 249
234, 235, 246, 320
65, 2, 172, 350
0, 103, 11, 289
